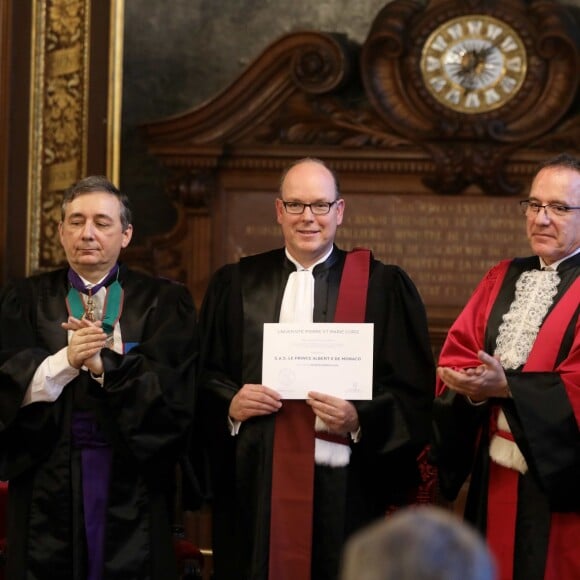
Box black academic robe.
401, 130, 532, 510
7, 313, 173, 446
0, 265, 198, 580
198, 247, 435, 580
432, 254, 580, 580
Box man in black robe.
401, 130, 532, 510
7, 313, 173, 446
198, 158, 434, 580
0, 176, 198, 580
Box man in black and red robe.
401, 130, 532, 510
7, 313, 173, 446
432, 153, 580, 580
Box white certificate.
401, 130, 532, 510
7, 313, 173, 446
262, 323, 373, 400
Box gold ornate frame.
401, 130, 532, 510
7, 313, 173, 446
26, 0, 124, 274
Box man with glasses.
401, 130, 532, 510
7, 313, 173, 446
198, 158, 434, 580
432, 153, 580, 580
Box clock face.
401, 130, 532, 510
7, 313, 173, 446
420, 14, 527, 114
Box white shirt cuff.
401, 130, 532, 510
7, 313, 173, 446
22, 347, 79, 406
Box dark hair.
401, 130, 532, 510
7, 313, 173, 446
279, 157, 341, 200
340, 506, 496, 580
535, 153, 580, 176
61, 175, 132, 231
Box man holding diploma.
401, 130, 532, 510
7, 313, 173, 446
198, 158, 434, 580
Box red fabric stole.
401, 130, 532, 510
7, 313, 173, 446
486, 271, 580, 580
268, 249, 371, 580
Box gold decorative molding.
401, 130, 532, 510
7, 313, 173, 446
28, 0, 88, 272
107, 0, 124, 186
26, 0, 124, 274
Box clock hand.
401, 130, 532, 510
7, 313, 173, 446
457, 39, 503, 92
477, 38, 502, 61
456, 49, 481, 91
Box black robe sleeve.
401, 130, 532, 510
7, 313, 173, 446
96, 277, 198, 474
352, 262, 435, 500
0, 272, 198, 480
195, 264, 242, 497
0, 277, 66, 478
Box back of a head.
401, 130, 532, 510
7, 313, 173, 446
340, 506, 496, 580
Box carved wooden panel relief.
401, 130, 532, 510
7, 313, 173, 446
361, 0, 580, 194
141, 0, 579, 324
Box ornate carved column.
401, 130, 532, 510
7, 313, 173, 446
5, 0, 124, 277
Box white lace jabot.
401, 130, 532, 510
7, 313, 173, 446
494, 269, 560, 369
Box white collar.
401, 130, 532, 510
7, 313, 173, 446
78, 272, 108, 291
285, 247, 333, 272
539, 246, 580, 270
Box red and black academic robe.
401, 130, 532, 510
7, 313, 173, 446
197, 247, 435, 580
0, 266, 198, 580
432, 254, 580, 580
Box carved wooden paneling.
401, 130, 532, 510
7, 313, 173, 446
140, 0, 580, 331
360, 0, 580, 194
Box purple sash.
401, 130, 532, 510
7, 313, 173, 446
71, 412, 112, 580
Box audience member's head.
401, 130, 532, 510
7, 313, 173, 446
340, 506, 496, 580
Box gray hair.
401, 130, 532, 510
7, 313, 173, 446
535, 153, 580, 176
340, 506, 496, 580
61, 175, 132, 231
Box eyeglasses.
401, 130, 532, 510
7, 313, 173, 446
280, 200, 337, 215
519, 200, 580, 218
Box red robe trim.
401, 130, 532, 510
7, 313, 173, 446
437, 260, 580, 580
435, 260, 510, 397
268, 249, 371, 580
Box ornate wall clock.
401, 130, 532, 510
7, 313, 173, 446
360, 0, 579, 193
420, 14, 528, 114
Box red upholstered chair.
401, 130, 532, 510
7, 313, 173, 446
173, 529, 205, 579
